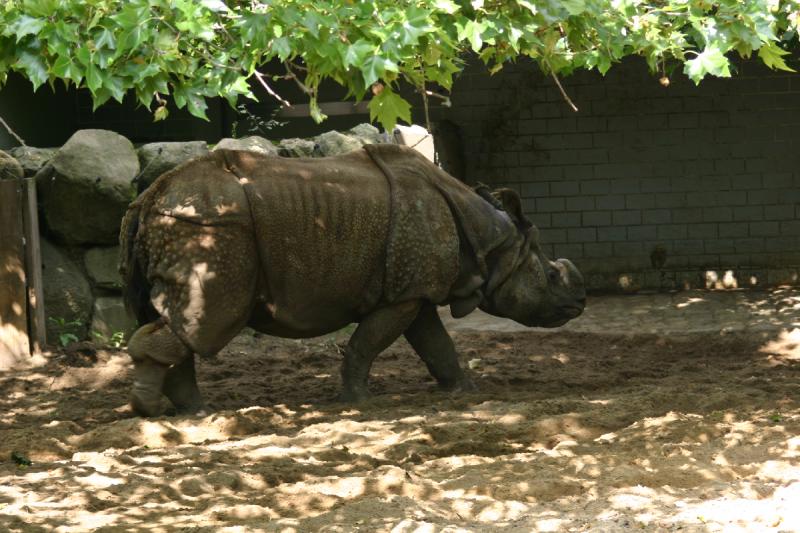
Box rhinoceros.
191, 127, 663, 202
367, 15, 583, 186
120, 144, 585, 416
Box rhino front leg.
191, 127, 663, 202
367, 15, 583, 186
128, 321, 195, 417
339, 300, 421, 402
404, 302, 475, 392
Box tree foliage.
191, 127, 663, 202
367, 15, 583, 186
1, 0, 798, 132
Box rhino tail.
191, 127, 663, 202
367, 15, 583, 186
119, 200, 158, 326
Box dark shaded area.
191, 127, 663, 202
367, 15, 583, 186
0, 64, 375, 150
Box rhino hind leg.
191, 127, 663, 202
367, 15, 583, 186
404, 302, 475, 392
163, 354, 205, 415
339, 300, 421, 402
128, 321, 194, 417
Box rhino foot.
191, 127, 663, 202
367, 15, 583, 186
131, 390, 164, 417
165, 405, 209, 417
335, 387, 373, 403
163, 355, 206, 416
440, 375, 477, 393
129, 357, 169, 417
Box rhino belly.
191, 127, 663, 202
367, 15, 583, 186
247, 301, 356, 339
243, 165, 391, 334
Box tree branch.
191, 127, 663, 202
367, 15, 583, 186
283, 61, 313, 95
253, 70, 292, 108
420, 78, 432, 133
544, 59, 578, 113
0, 115, 27, 147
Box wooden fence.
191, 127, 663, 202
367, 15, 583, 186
1, 177, 45, 368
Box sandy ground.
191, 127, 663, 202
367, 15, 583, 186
1, 321, 799, 532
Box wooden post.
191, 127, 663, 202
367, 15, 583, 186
0, 178, 30, 367
22, 177, 45, 353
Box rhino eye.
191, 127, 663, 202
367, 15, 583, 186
548, 269, 560, 284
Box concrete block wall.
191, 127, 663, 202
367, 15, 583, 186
427, 56, 800, 291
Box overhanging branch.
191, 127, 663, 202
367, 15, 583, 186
0, 115, 27, 147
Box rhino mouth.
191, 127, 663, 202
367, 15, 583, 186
536, 302, 584, 328
539, 317, 571, 328
561, 304, 584, 318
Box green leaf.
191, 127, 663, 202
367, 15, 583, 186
200, 0, 230, 13
561, 0, 586, 16
52, 55, 82, 83
17, 50, 48, 90
112, 5, 148, 30
272, 36, 291, 60
397, 13, 432, 47
758, 42, 795, 72
239, 12, 271, 45
302, 12, 321, 38
518, 0, 538, 14
54, 21, 78, 43
91, 87, 113, 110
22, 0, 58, 18
75, 46, 92, 67
186, 92, 209, 120
368, 86, 411, 131
13, 15, 45, 42
176, 19, 215, 42
433, 0, 459, 14
95, 28, 117, 51
120, 26, 146, 51
104, 75, 127, 102
684, 47, 731, 84
361, 55, 390, 87
5, 0, 798, 131
344, 40, 374, 69
597, 53, 611, 75
173, 88, 187, 109
456, 19, 486, 52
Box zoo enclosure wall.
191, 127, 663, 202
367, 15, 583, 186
422, 56, 800, 292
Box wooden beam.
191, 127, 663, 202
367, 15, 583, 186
22, 178, 45, 353
276, 101, 370, 118
0, 179, 30, 367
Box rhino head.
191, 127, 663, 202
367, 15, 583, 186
461, 186, 586, 328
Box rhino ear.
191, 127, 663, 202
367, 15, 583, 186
492, 188, 532, 230
474, 183, 503, 210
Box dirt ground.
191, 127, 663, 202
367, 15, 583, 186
1, 323, 799, 532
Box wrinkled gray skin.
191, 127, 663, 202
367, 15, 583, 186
120, 144, 585, 416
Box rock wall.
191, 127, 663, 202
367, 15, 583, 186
4, 124, 390, 347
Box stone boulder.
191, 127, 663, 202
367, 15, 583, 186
312, 130, 364, 156
8, 146, 57, 178
41, 239, 93, 343
136, 141, 208, 192
90, 296, 137, 344
84, 246, 123, 291
278, 138, 317, 158
345, 123, 387, 145
0, 149, 23, 180
213, 136, 279, 156
37, 129, 139, 245
393, 124, 435, 162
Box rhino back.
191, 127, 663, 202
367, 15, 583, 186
231, 150, 391, 327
